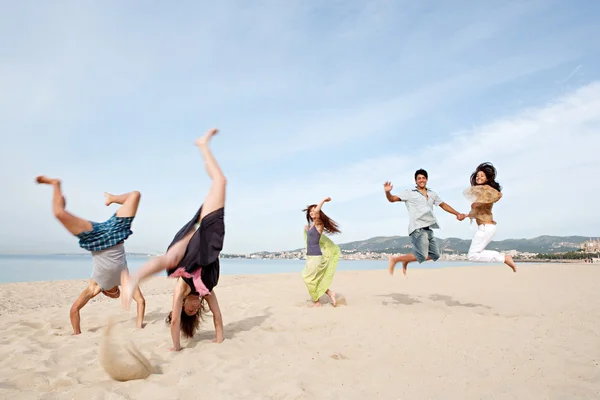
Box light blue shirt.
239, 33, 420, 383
397, 187, 444, 235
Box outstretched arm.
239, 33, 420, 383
169, 279, 188, 351
204, 291, 224, 343
439, 202, 464, 219
70, 281, 102, 335
313, 197, 331, 214
383, 182, 401, 202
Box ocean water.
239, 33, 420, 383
0, 255, 502, 284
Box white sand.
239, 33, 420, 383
0, 263, 599, 399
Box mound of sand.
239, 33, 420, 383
99, 319, 154, 382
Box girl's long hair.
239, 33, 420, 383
165, 298, 206, 338
470, 162, 502, 192
303, 205, 341, 234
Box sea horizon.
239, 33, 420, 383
0, 254, 508, 285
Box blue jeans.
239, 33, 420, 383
410, 227, 440, 263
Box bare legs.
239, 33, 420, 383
388, 254, 431, 276
505, 255, 517, 272
105, 190, 142, 218
35, 176, 93, 235
195, 128, 227, 220
388, 253, 517, 275
121, 128, 227, 310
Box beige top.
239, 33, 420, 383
463, 185, 503, 226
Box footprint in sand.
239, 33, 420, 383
99, 319, 155, 382
330, 352, 349, 360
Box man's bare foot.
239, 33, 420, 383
388, 256, 397, 275
195, 128, 219, 148
402, 261, 408, 276
104, 192, 114, 207
312, 301, 322, 308
326, 289, 337, 307
35, 175, 60, 185
505, 255, 517, 273
120, 271, 137, 311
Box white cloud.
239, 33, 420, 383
222, 81, 600, 253
1, 2, 599, 255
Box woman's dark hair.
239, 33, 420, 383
165, 298, 206, 338
302, 205, 341, 234
470, 162, 502, 192
414, 169, 428, 180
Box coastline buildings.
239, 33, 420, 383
581, 239, 600, 253
221, 239, 598, 261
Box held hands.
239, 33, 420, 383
456, 213, 468, 221
383, 181, 393, 193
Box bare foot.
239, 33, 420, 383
104, 192, 114, 207
505, 255, 517, 273
326, 289, 337, 307
195, 128, 219, 148
212, 336, 224, 343
120, 271, 137, 311
312, 301, 322, 308
388, 256, 397, 275
402, 261, 408, 276
35, 175, 60, 185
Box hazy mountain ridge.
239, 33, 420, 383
271, 235, 599, 255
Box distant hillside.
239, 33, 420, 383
275, 235, 598, 255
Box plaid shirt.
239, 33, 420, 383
77, 214, 134, 252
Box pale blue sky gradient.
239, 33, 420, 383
1, 1, 599, 254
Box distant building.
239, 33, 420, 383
581, 239, 600, 253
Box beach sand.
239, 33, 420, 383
0, 263, 599, 399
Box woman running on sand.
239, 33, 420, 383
460, 162, 517, 272
121, 128, 225, 351
302, 197, 341, 307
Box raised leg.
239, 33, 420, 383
105, 191, 142, 218
121, 228, 194, 310
122, 128, 226, 311
195, 128, 227, 221
36, 176, 93, 236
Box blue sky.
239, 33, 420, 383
1, 0, 599, 255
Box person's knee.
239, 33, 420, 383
130, 191, 141, 202
215, 176, 227, 186
163, 253, 181, 269
69, 303, 81, 316
134, 293, 146, 306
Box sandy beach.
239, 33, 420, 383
0, 263, 599, 399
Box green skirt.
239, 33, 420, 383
302, 230, 340, 301
302, 256, 334, 301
